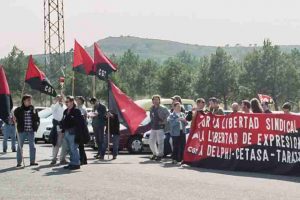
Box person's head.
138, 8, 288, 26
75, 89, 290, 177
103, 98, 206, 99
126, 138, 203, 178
89, 97, 97, 105
55, 95, 63, 104
209, 97, 219, 109
171, 95, 182, 104
196, 98, 206, 110
76, 96, 85, 106
261, 102, 270, 112
231, 102, 239, 113
22, 94, 32, 107
152, 95, 161, 107
173, 102, 181, 113
250, 98, 263, 113
282, 102, 291, 114
241, 100, 251, 113
65, 96, 75, 109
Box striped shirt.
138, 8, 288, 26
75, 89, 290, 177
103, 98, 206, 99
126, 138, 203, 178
24, 110, 33, 132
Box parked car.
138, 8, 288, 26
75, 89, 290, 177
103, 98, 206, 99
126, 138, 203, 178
90, 112, 151, 154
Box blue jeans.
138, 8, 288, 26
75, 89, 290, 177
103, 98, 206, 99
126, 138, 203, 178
93, 125, 105, 156
101, 134, 120, 157
17, 132, 36, 165
64, 131, 80, 166
3, 124, 16, 152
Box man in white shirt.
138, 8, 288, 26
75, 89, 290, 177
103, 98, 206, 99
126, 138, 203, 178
50, 94, 67, 165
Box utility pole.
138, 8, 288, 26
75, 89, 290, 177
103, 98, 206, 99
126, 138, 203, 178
44, 0, 66, 103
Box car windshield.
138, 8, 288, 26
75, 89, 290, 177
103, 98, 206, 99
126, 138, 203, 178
38, 107, 52, 118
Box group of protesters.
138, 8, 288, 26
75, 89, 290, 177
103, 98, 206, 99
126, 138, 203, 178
0, 93, 293, 169
147, 95, 293, 165
0, 93, 120, 170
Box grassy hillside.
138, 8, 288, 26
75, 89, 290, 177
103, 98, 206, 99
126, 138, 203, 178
34, 36, 300, 63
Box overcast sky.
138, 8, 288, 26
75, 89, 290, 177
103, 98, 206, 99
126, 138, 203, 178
1, 0, 300, 57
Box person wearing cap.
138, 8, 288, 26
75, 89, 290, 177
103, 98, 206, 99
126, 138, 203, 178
89, 97, 107, 160
282, 102, 292, 114
209, 97, 224, 115
170, 95, 185, 113
149, 95, 170, 161
261, 102, 272, 113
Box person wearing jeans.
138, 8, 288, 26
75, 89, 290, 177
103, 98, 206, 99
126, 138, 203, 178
168, 102, 188, 164
149, 95, 170, 161
61, 96, 84, 170
89, 97, 106, 160
14, 94, 40, 167
2, 112, 16, 153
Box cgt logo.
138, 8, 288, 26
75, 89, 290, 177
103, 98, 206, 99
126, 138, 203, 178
187, 146, 198, 154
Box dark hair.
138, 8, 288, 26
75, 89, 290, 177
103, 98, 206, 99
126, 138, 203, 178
196, 98, 205, 104
22, 94, 32, 104
89, 97, 97, 103
282, 102, 291, 111
242, 100, 251, 109
250, 98, 263, 113
76, 96, 85, 104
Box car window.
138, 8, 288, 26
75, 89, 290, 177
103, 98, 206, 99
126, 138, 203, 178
184, 104, 193, 111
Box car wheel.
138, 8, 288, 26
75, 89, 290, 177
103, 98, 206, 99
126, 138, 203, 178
128, 136, 143, 154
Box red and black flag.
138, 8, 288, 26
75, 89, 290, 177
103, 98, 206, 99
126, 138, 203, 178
0, 65, 13, 123
108, 80, 146, 134
73, 40, 94, 75
25, 55, 57, 97
94, 43, 117, 80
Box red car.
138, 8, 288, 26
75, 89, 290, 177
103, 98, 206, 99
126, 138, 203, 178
89, 112, 151, 154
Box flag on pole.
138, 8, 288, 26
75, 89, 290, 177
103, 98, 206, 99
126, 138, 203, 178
25, 55, 57, 97
0, 65, 13, 123
258, 94, 274, 103
73, 40, 94, 75
108, 80, 146, 134
94, 43, 117, 80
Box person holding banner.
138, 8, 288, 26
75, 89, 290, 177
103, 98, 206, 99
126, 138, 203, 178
168, 102, 188, 164
209, 97, 224, 115
282, 102, 292, 114
250, 98, 263, 113
14, 94, 40, 167
241, 100, 251, 113
149, 95, 170, 161
261, 102, 272, 113
2, 111, 16, 153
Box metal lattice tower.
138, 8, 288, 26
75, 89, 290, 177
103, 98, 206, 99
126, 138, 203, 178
44, 0, 66, 79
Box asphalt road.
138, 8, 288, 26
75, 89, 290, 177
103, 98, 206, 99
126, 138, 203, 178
0, 139, 300, 200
